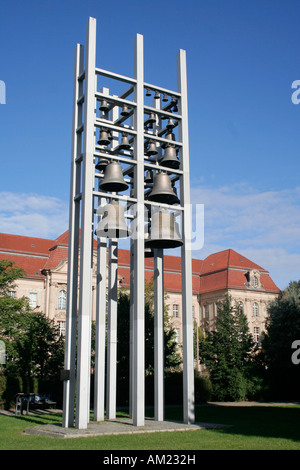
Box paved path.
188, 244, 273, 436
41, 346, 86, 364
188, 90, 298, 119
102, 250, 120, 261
24, 417, 229, 439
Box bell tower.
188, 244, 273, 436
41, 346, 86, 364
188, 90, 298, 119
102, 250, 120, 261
62, 17, 195, 430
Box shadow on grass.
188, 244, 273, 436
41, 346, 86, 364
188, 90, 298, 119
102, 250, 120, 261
192, 404, 300, 443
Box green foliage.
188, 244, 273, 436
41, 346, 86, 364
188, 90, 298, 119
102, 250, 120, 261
199, 295, 256, 401
260, 280, 300, 400
0, 260, 64, 407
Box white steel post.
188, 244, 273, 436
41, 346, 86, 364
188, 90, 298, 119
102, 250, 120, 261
62, 43, 84, 428
132, 33, 145, 427
75, 17, 97, 430
177, 49, 195, 424
154, 249, 164, 421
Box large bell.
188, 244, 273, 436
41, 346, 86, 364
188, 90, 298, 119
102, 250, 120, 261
98, 128, 110, 146
96, 200, 130, 239
99, 161, 129, 192
148, 172, 180, 205
145, 210, 183, 249
160, 144, 180, 169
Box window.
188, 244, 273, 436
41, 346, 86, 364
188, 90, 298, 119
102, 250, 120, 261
204, 305, 209, 319
8, 290, 16, 298
173, 304, 179, 318
252, 276, 258, 287
57, 321, 66, 337
254, 327, 260, 343
174, 328, 180, 343
29, 292, 37, 308
253, 302, 259, 317
58, 290, 67, 310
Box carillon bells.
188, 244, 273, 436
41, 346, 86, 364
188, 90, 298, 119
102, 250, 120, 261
99, 161, 129, 192
99, 99, 109, 112
160, 144, 180, 169
144, 169, 153, 184
98, 128, 110, 146
148, 172, 180, 205
121, 105, 130, 117
96, 200, 130, 239
146, 140, 158, 156
96, 157, 109, 172
162, 131, 175, 148
154, 90, 160, 100
167, 118, 176, 130
145, 210, 183, 249
119, 133, 131, 150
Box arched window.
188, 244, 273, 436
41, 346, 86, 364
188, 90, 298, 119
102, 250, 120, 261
237, 301, 243, 314
58, 290, 67, 310
253, 302, 259, 317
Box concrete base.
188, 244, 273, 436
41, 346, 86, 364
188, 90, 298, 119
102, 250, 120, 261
25, 417, 228, 439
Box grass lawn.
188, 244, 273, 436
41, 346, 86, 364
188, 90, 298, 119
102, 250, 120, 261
0, 404, 300, 450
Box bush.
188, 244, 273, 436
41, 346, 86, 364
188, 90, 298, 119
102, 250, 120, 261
195, 372, 212, 403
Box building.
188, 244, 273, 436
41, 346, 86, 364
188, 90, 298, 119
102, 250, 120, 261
0, 231, 280, 346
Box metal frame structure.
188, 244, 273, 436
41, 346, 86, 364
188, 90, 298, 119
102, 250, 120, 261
62, 17, 194, 430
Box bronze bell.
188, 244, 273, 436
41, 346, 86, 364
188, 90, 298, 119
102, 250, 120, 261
146, 88, 151, 96
99, 99, 109, 112
96, 158, 109, 172
98, 128, 110, 146
160, 144, 180, 169
144, 169, 153, 184
99, 161, 129, 192
148, 113, 156, 124
167, 118, 176, 130
162, 131, 175, 148
162, 93, 168, 102
121, 105, 130, 117
96, 200, 130, 239
146, 140, 158, 156
148, 172, 180, 205
154, 90, 160, 100
145, 210, 183, 249
119, 133, 131, 150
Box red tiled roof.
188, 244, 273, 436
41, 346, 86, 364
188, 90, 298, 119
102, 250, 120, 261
0, 232, 280, 294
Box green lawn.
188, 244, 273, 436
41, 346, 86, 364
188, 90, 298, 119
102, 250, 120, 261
1, 404, 300, 450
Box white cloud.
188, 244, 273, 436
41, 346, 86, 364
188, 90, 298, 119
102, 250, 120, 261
0, 192, 68, 239
191, 184, 300, 289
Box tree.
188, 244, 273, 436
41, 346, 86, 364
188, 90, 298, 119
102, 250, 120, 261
199, 295, 255, 401
0, 260, 64, 405
260, 280, 300, 400
116, 280, 181, 405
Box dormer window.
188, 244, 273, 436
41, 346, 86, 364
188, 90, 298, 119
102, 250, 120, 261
252, 276, 258, 288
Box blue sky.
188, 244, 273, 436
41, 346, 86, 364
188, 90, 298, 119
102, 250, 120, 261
0, 0, 299, 289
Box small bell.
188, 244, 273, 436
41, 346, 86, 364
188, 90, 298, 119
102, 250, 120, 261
144, 169, 153, 184
146, 88, 151, 96
162, 93, 168, 102
121, 105, 130, 117
99, 161, 129, 192
146, 141, 158, 156
99, 99, 109, 112
167, 118, 176, 130
162, 131, 175, 148
98, 128, 110, 146
96, 158, 109, 172
147, 113, 156, 124
119, 133, 131, 150
154, 90, 160, 100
